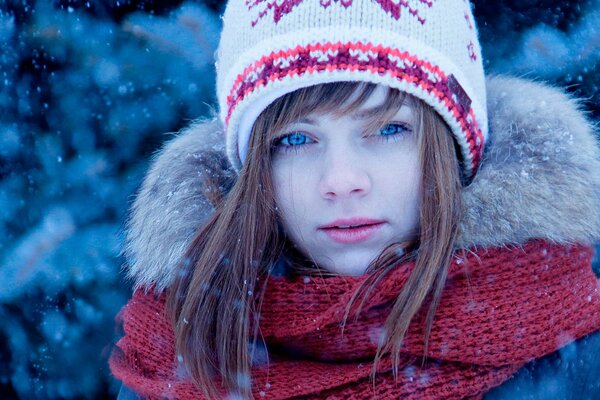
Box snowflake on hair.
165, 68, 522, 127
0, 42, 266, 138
246, 0, 434, 27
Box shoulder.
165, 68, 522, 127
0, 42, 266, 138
485, 330, 600, 400
110, 291, 178, 397
485, 257, 600, 400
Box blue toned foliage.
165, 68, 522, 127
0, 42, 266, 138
0, 1, 220, 398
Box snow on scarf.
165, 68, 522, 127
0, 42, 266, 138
110, 241, 600, 399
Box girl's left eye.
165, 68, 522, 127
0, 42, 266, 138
378, 122, 412, 138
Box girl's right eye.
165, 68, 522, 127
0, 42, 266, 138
272, 132, 314, 153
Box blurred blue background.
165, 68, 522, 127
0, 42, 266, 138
0, 0, 598, 398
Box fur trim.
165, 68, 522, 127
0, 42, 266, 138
123, 76, 600, 291
122, 119, 235, 291
457, 76, 600, 248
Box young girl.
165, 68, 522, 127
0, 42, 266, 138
110, 0, 600, 398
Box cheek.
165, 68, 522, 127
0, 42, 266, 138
377, 149, 422, 227
398, 155, 421, 198
400, 160, 421, 204
401, 162, 422, 230
271, 160, 312, 236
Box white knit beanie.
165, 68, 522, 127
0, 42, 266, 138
216, 0, 487, 180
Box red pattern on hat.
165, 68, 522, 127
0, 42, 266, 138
247, 0, 434, 26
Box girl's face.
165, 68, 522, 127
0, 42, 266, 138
271, 86, 421, 275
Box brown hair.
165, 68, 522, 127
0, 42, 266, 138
167, 82, 462, 398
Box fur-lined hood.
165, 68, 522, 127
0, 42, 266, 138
123, 76, 600, 291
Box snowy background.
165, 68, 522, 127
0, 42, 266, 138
0, 0, 598, 398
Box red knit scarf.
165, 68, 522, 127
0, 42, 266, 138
110, 241, 600, 399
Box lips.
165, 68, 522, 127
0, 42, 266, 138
319, 218, 386, 244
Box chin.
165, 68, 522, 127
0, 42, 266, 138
322, 257, 371, 276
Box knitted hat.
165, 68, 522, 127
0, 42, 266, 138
216, 0, 487, 179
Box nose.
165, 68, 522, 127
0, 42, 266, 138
319, 147, 371, 200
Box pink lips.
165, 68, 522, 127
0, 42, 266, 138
319, 218, 386, 244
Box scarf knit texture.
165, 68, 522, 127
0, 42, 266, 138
110, 241, 600, 399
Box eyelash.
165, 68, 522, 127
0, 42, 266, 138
271, 122, 412, 154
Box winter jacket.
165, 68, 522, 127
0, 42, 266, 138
112, 76, 600, 398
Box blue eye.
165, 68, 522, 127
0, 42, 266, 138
272, 132, 314, 154
379, 122, 411, 137
280, 132, 309, 146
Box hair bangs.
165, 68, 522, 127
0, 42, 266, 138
263, 82, 410, 142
